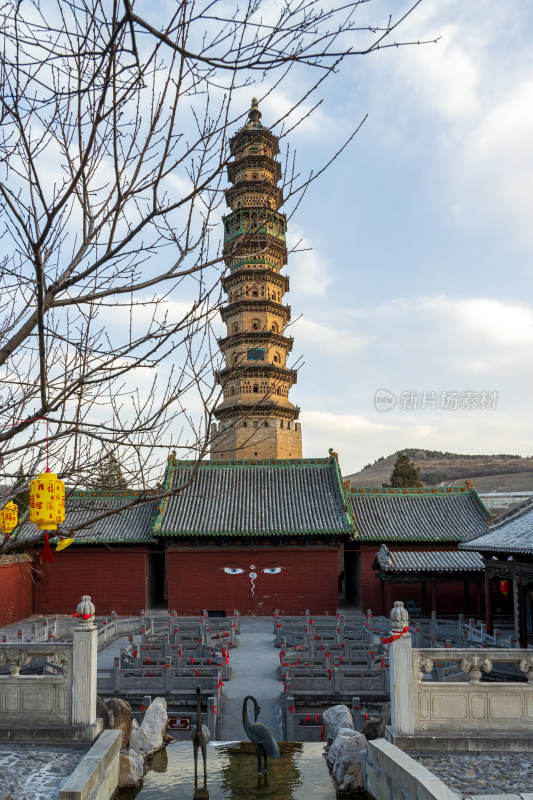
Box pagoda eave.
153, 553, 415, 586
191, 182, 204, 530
227, 156, 282, 183
220, 299, 291, 323
216, 363, 297, 383
222, 269, 289, 293
217, 330, 294, 352
230, 128, 279, 154
213, 402, 301, 421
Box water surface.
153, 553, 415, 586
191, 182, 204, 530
118, 741, 337, 800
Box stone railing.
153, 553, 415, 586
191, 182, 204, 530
0, 595, 101, 742
387, 601, 533, 748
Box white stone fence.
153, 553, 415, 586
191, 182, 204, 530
388, 601, 533, 747
0, 596, 100, 742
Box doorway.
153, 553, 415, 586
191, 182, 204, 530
147, 548, 166, 610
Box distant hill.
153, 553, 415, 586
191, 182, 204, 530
343, 449, 533, 493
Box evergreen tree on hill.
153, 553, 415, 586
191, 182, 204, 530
385, 451, 423, 488
94, 454, 129, 491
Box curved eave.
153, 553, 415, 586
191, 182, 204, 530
222, 270, 289, 292
227, 156, 282, 183
217, 331, 293, 352
157, 528, 350, 538
230, 128, 279, 154
220, 299, 291, 322
223, 233, 287, 258
225, 182, 283, 206
217, 364, 297, 383
213, 402, 300, 421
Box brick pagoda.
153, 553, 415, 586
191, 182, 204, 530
210, 99, 302, 459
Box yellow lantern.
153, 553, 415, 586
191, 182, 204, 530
56, 537, 74, 551
0, 501, 18, 535
29, 471, 65, 530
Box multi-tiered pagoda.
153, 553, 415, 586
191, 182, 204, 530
211, 99, 302, 459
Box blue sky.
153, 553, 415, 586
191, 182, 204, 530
99, 0, 533, 478
258, 0, 533, 473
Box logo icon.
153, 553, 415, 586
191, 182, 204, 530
375, 389, 396, 412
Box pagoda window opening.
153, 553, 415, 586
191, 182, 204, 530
271, 322, 278, 333
252, 290, 258, 297
252, 173, 258, 180
273, 352, 280, 363
287, 421, 291, 430
280, 420, 284, 428
252, 319, 260, 330
253, 384, 259, 393
232, 323, 239, 333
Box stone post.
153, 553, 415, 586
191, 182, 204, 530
430, 610, 437, 636
113, 657, 120, 692
72, 595, 98, 727
207, 695, 217, 739
165, 657, 172, 692
352, 696, 362, 732
286, 695, 296, 740
233, 610, 240, 634
388, 601, 415, 736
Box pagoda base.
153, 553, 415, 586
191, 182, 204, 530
210, 418, 302, 460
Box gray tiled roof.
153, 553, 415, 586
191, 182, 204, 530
374, 544, 484, 573
460, 497, 533, 555
348, 487, 490, 543
152, 457, 353, 536
16, 492, 156, 545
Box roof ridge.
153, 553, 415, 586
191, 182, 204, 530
167, 456, 330, 468
491, 494, 533, 528
348, 486, 470, 495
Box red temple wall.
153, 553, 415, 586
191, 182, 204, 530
167, 547, 339, 616
356, 542, 481, 616
35, 547, 147, 616
0, 559, 34, 627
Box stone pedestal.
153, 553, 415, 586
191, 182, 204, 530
388, 601, 414, 736
72, 623, 98, 726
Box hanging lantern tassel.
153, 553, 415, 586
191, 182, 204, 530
41, 532, 54, 563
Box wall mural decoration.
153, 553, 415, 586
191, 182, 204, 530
220, 562, 284, 597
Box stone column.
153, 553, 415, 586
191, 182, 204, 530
72, 595, 98, 726
388, 601, 415, 736
484, 567, 493, 635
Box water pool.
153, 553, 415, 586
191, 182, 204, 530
117, 741, 338, 800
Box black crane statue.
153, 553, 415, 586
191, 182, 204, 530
191, 685, 210, 790
242, 695, 280, 776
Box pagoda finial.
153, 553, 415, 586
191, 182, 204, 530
248, 97, 262, 125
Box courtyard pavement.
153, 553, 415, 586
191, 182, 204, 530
219, 617, 282, 742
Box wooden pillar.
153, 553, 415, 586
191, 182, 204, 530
517, 569, 527, 648
484, 567, 493, 635
430, 579, 437, 616
463, 580, 470, 615
476, 578, 482, 619
381, 578, 386, 617
421, 581, 427, 615
384, 581, 392, 616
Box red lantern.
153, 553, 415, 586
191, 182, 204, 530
499, 580, 510, 598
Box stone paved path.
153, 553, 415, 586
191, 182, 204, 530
414, 752, 533, 795
220, 617, 282, 742
0, 744, 86, 800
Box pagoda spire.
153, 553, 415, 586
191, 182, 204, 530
210, 100, 303, 460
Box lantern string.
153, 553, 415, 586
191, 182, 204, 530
46, 419, 49, 472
